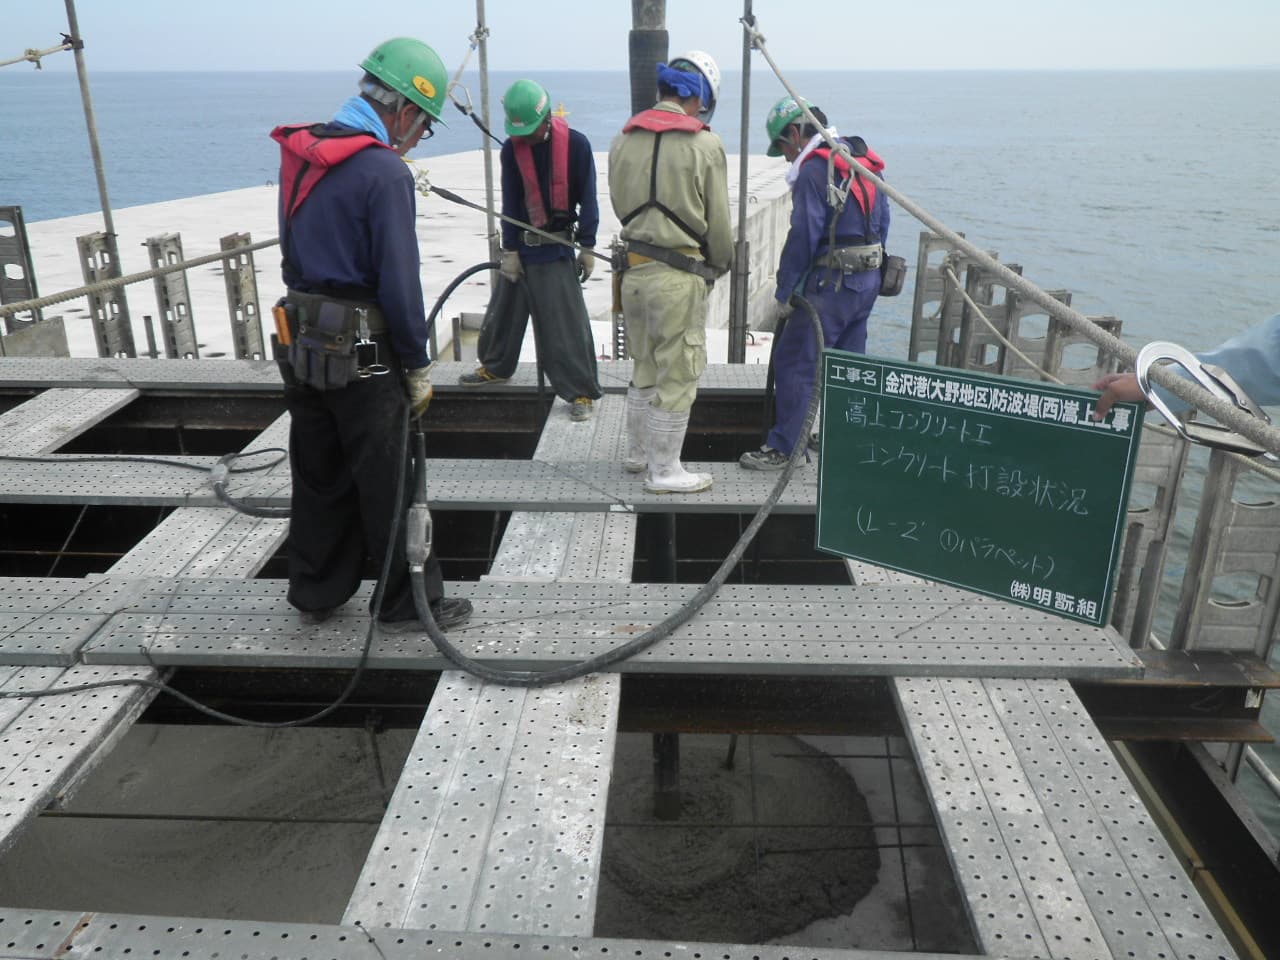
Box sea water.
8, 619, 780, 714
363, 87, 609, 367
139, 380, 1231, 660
3, 67, 1280, 826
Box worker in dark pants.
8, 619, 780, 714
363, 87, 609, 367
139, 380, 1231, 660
460, 78, 602, 422
271, 37, 471, 632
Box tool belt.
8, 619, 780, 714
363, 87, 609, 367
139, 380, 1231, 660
521, 228, 573, 247
621, 238, 719, 283
276, 289, 389, 391
814, 242, 883, 273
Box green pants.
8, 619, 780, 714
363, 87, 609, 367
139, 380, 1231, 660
621, 261, 707, 413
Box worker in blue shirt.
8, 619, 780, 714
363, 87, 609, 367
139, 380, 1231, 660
741, 97, 891, 471
271, 37, 471, 633
1093, 314, 1280, 418
459, 79, 603, 422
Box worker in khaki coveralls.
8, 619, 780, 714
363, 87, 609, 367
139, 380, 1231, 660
608, 51, 732, 494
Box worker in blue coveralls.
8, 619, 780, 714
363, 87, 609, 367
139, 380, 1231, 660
740, 97, 891, 471
1092, 314, 1280, 418
271, 37, 471, 633
459, 79, 603, 422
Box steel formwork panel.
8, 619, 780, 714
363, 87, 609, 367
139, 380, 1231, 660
144, 232, 200, 359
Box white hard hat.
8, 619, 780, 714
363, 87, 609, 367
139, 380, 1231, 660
670, 49, 720, 120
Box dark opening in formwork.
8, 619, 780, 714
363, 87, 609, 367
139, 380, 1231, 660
0, 673, 976, 954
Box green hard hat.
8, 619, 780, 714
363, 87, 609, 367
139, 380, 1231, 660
502, 79, 551, 137
360, 37, 449, 122
765, 95, 818, 157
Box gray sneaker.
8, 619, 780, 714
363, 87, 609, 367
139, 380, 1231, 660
570, 397, 594, 421
378, 597, 473, 634
459, 367, 509, 386
739, 445, 789, 471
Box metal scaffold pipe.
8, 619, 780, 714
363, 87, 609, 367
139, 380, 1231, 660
475, 1, 498, 264
63, 0, 131, 334
727, 0, 755, 364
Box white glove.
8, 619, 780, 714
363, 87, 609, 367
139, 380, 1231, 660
403, 365, 434, 418
499, 250, 523, 283
576, 247, 595, 283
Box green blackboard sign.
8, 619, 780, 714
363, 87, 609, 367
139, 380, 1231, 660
816, 351, 1144, 626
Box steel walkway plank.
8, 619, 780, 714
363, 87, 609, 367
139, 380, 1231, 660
62, 578, 1139, 679
0, 386, 138, 453
896, 676, 1240, 960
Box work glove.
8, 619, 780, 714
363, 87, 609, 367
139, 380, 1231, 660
404, 365, 434, 418
576, 247, 595, 283
499, 250, 523, 284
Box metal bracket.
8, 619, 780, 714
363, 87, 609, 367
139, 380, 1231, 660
1137, 340, 1273, 457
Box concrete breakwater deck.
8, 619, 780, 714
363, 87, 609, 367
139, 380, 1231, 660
17, 150, 792, 361
0, 351, 1244, 960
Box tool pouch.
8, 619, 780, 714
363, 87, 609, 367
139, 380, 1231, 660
288, 300, 359, 390
879, 254, 907, 297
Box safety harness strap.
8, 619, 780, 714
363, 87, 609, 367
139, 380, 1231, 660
511, 116, 571, 229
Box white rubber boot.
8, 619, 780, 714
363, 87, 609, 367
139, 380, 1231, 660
624, 386, 656, 473
644, 407, 712, 494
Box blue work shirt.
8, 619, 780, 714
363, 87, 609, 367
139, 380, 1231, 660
776, 138, 891, 304
279, 123, 431, 369
500, 126, 598, 265
1155, 313, 1280, 412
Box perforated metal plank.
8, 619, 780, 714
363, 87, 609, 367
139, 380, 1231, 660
0, 666, 64, 734
0, 453, 226, 505
988, 678, 1239, 960
348, 381, 625, 937
896, 676, 1111, 958
0, 906, 985, 960
79, 607, 1137, 679
0, 577, 152, 665
474, 674, 616, 936
0, 664, 157, 857
108, 415, 291, 578
895, 676, 1055, 955
0, 358, 771, 395
345, 672, 618, 936
846, 559, 927, 586
0, 455, 820, 514
0, 386, 137, 453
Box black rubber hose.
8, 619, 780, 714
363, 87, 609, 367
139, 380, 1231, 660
406, 296, 827, 687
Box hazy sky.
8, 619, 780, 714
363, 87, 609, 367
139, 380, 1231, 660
5, 0, 1277, 73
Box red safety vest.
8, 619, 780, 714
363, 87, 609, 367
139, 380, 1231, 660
271, 124, 391, 220
804, 143, 885, 216
511, 116, 571, 229
621, 108, 708, 135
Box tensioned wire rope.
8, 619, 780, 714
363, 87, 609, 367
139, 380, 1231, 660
740, 17, 1280, 462
939, 263, 1280, 486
